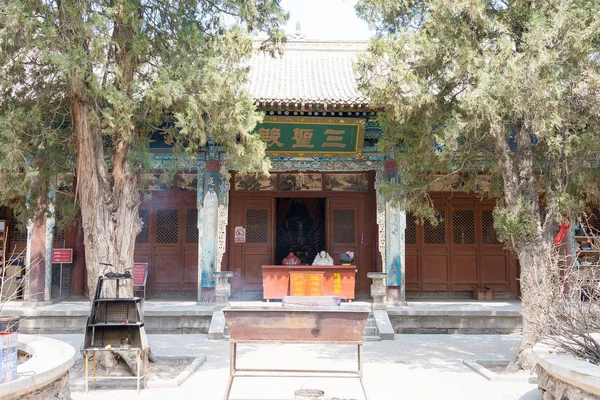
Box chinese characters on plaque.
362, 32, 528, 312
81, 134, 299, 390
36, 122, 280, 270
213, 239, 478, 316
255, 116, 365, 156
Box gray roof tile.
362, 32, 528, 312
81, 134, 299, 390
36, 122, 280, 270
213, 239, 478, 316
248, 41, 371, 111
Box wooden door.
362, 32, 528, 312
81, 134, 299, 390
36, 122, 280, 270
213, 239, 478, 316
228, 198, 273, 294
404, 195, 518, 294
421, 209, 450, 291
480, 208, 511, 292
328, 198, 366, 291
153, 206, 182, 292
450, 207, 478, 291
405, 212, 420, 291
134, 191, 198, 294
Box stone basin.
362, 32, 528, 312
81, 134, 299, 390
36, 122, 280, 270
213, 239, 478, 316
0, 334, 76, 400
533, 339, 600, 399
223, 306, 370, 343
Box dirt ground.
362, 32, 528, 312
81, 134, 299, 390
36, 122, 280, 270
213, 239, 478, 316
68, 355, 195, 383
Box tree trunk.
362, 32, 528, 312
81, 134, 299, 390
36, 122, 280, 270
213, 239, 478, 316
494, 125, 560, 371
71, 97, 143, 369
506, 235, 555, 372
72, 98, 140, 300
60, 0, 144, 373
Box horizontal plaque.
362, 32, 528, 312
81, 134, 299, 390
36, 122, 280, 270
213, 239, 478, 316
256, 116, 366, 157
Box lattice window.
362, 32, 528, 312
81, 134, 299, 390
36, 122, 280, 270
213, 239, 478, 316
333, 209, 356, 243
482, 210, 501, 244
453, 210, 475, 244
136, 210, 149, 243
406, 212, 417, 244
10, 219, 26, 243
246, 209, 268, 243
156, 209, 178, 244
424, 211, 445, 244
186, 209, 198, 243
53, 226, 65, 243
52, 211, 65, 243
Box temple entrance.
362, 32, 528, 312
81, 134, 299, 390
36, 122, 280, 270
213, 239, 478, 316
275, 198, 326, 265
225, 171, 378, 299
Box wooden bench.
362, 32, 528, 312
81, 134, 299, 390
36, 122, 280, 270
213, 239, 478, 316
222, 298, 370, 400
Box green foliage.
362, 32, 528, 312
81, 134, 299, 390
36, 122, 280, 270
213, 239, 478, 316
0, 0, 288, 221
493, 197, 538, 245
357, 0, 600, 244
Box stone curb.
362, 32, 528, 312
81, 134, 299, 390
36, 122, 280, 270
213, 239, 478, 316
463, 359, 532, 382
0, 334, 76, 399
147, 355, 206, 388
69, 355, 206, 390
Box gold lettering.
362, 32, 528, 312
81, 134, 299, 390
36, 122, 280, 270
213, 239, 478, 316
292, 128, 315, 149
259, 128, 284, 148
333, 273, 342, 294
323, 129, 347, 149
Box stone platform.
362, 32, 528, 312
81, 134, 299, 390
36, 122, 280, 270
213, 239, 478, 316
388, 300, 522, 334
1, 298, 522, 335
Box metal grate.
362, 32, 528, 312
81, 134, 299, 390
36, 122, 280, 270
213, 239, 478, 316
186, 209, 198, 243
136, 210, 149, 243
482, 210, 501, 244
156, 209, 178, 244
246, 209, 268, 243
10, 219, 26, 243
85, 325, 143, 348
406, 212, 417, 244
93, 301, 141, 324
424, 211, 446, 244
453, 210, 475, 244
333, 209, 355, 243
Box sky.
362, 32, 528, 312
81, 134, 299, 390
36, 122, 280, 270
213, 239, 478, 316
280, 0, 374, 40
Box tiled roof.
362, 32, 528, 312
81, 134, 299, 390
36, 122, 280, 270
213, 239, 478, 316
248, 41, 373, 112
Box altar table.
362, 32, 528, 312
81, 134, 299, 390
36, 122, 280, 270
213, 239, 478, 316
261, 265, 356, 300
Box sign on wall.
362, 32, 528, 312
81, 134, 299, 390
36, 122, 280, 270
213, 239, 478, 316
51, 249, 73, 264
256, 116, 366, 157
234, 226, 246, 243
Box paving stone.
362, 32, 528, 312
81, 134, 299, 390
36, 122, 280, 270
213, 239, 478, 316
41, 332, 541, 400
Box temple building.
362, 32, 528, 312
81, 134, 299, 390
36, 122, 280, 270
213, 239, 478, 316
0, 40, 519, 302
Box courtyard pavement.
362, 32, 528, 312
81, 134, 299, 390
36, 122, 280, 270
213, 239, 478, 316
44, 332, 542, 400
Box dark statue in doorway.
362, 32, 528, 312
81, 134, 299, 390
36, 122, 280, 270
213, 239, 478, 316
277, 218, 322, 265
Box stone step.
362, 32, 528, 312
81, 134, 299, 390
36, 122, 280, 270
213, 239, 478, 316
387, 312, 522, 334
362, 335, 381, 342
208, 310, 226, 340
363, 312, 380, 340
10, 303, 522, 336
363, 326, 379, 336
